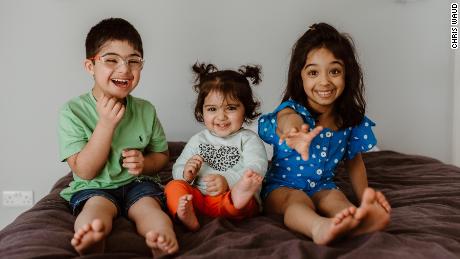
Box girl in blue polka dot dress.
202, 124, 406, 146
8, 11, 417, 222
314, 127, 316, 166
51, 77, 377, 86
258, 23, 391, 245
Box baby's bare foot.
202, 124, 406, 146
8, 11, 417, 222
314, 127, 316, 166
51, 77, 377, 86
231, 170, 263, 209
311, 207, 360, 245
351, 187, 390, 236
71, 219, 105, 255
177, 194, 200, 231
146, 229, 179, 255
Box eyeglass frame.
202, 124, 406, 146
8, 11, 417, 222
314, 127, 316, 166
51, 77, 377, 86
89, 53, 145, 70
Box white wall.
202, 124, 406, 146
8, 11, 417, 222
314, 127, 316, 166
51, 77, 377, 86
0, 0, 454, 229
454, 47, 460, 166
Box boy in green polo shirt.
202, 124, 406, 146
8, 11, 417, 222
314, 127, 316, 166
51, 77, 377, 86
58, 18, 178, 255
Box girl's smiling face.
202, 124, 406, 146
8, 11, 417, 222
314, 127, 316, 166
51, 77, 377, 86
301, 47, 345, 113
85, 40, 142, 101
202, 90, 245, 137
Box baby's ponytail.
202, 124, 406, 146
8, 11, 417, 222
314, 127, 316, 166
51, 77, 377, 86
192, 62, 217, 86
238, 65, 262, 85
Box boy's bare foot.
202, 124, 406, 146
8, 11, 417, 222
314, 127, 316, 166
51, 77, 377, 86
71, 219, 105, 255
177, 194, 200, 231
351, 187, 391, 236
311, 207, 360, 245
145, 229, 179, 255
231, 170, 263, 209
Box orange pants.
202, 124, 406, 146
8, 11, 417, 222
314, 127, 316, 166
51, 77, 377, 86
164, 180, 259, 220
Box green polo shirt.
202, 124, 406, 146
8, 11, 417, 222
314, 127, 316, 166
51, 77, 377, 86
58, 92, 168, 201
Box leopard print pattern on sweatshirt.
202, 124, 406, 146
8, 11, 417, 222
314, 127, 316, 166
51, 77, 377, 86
198, 144, 240, 172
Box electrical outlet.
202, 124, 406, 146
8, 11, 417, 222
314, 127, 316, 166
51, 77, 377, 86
2, 191, 34, 207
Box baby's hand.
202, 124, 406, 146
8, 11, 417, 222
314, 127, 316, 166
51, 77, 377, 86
183, 155, 204, 183
279, 124, 323, 160
96, 95, 125, 129
122, 149, 144, 176
203, 174, 228, 196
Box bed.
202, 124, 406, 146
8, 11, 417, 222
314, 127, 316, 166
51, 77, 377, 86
1, 142, 459, 259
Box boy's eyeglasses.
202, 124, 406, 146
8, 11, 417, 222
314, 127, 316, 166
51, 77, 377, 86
90, 54, 144, 70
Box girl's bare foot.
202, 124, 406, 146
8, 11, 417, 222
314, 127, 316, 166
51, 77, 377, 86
231, 170, 263, 209
311, 207, 360, 245
146, 229, 179, 255
351, 187, 391, 236
177, 194, 200, 231
71, 219, 105, 255
376, 190, 391, 213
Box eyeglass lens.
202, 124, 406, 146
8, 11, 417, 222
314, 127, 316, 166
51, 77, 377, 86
100, 54, 143, 70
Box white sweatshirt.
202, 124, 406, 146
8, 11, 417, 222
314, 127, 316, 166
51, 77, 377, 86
172, 128, 268, 203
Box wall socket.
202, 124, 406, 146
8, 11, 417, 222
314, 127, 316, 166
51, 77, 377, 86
2, 191, 34, 207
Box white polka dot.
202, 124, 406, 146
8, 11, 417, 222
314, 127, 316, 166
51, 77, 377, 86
260, 118, 265, 122
320, 134, 324, 138
284, 149, 288, 152
349, 127, 352, 130
326, 132, 332, 137
296, 156, 301, 161
310, 182, 316, 188
284, 158, 289, 161
365, 122, 369, 127
299, 166, 304, 170
321, 152, 326, 157
368, 144, 373, 148
271, 119, 275, 123
282, 175, 286, 178
264, 128, 268, 132
338, 140, 342, 144
322, 147, 327, 151
316, 169, 323, 175
275, 163, 279, 166
361, 146, 365, 150
286, 167, 291, 171
310, 164, 314, 167
301, 112, 306, 115
270, 135, 274, 138
312, 154, 316, 158
344, 131, 347, 135
296, 174, 301, 177
334, 159, 339, 163
363, 134, 368, 140
341, 148, 345, 152
316, 145, 320, 149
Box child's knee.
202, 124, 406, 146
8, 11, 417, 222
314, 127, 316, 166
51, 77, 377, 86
164, 179, 191, 194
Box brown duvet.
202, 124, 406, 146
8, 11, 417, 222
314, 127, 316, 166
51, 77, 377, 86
1, 142, 459, 258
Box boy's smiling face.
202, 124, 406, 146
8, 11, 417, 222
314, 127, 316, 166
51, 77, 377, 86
85, 40, 142, 101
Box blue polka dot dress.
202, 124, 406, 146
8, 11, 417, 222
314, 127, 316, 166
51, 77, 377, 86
258, 99, 377, 199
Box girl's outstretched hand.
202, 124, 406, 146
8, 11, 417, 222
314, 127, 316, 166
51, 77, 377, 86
279, 124, 323, 161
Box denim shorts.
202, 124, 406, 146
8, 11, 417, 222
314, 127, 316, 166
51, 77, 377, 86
69, 178, 165, 217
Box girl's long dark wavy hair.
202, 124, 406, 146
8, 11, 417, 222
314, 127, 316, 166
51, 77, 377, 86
282, 23, 365, 129
192, 62, 262, 124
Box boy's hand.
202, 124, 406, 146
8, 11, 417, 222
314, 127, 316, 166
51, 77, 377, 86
122, 149, 144, 176
96, 95, 125, 129
203, 174, 228, 196
183, 155, 204, 183
279, 124, 323, 161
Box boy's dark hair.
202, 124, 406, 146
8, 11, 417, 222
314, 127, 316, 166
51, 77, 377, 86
282, 22, 365, 129
192, 62, 262, 124
85, 18, 143, 58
